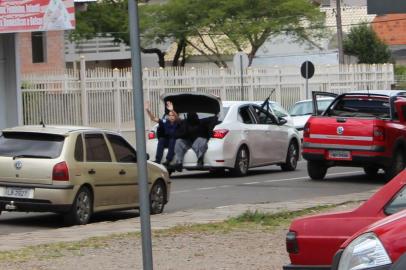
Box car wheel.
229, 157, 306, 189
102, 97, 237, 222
364, 166, 379, 178
307, 161, 327, 180
385, 150, 405, 181
64, 186, 93, 226
231, 146, 249, 177
281, 141, 299, 171
150, 180, 166, 215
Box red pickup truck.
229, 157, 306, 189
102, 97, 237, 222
283, 169, 406, 270
303, 90, 406, 180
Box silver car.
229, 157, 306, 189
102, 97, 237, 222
147, 92, 301, 176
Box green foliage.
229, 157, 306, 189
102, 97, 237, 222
343, 24, 391, 64
395, 65, 406, 76
72, 0, 324, 66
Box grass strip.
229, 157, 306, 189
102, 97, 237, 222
0, 201, 357, 263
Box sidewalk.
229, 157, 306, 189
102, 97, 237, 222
0, 189, 376, 252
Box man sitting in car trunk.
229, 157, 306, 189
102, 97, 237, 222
173, 112, 212, 171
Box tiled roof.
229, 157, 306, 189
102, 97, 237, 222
372, 14, 406, 46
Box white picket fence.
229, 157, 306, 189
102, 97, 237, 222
21, 64, 394, 133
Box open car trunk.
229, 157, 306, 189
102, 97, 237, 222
162, 92, 222, 116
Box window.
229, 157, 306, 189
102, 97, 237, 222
239, 106, 255, 124
252, 106, 276, 125
270, 103, 289, 118
31, 32, 46, 63
106, 134, 136, 163
328, 96, 390, 118
84, 133, 111, 162
0, 132, 64, 158
385, 186, 406, 215
74, 134, 84, 162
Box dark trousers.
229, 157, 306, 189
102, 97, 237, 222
155, 137, 176, 163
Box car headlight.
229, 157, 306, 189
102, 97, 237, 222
338, 232, 391, 270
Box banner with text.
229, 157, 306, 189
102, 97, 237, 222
0, 0, 75, 33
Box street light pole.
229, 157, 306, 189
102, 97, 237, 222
128, 0, 154, 269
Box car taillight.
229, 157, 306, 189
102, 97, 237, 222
373, 126, 385, 141
148, 131, 156, 140
303, 122, 310, 138
212, 129, 229, 139
52, 161, 69, 181
286, 231, 299, 254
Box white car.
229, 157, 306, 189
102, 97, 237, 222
147, 92, 301, 176
288, 97, 334, 138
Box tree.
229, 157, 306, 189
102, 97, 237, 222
72, 0, 325, 67
199, 0, 325, 66
343, 24, 391, 64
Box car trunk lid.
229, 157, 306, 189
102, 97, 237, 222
162, 92, 222, 116
307, 116, 376, 145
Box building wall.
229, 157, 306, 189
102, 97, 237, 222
0, 33, 19, 129
19, 31, 65, 74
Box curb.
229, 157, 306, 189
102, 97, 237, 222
0, 189, 376, 252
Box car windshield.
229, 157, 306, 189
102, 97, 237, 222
0, 132, 65, 158
289, 100, 332, 116
326, 96, 390, 118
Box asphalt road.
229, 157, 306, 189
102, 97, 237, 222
0, 161, 385, 235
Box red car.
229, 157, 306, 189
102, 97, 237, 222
331, 209, 406, 270
284, 169, 406, 270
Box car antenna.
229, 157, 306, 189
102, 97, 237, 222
39, 120, 46, 128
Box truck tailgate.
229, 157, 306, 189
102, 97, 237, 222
307, 116, 375, 145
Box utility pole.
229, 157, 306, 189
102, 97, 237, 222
335, 0, 344, 64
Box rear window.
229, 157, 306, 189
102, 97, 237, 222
0, 132, 65, 158
326, 96, 390, 118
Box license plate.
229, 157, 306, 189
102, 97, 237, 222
5, 187, 34, 199
328, 150, 351, 160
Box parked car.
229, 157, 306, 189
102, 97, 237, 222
283, 169, 406, 270
288, 97, 334, 139
0, 125, 171, 225
147, 92, 301, 176
303, 90, 406, 180
331, 209, 406, 270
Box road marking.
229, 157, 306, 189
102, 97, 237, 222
263, 171, 363, 183
242, 182, 261, 185
172, 170, 363, 194
172, 189, 192, 194
197, 187, 217, 191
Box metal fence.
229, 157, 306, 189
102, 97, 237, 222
21, 64, 394, 133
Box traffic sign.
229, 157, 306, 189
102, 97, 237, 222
301, 61, 315, 79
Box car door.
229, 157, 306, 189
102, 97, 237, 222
237, 105, 262, 166
312, 91, 338, 115
106, 133, 138, 206
251, 105, 288, 163
83, 132, 116, 208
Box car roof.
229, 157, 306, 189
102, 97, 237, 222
294, 97, 335, 104
2, 125, 112, 136
346, 90, 406, 97
222, 100, 258, 107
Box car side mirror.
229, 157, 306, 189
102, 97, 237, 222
278, 117, 287, 125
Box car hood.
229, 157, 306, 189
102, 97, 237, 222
162, 92, 222, 116
291, 115, 311, 129
340, 209, 406, 249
